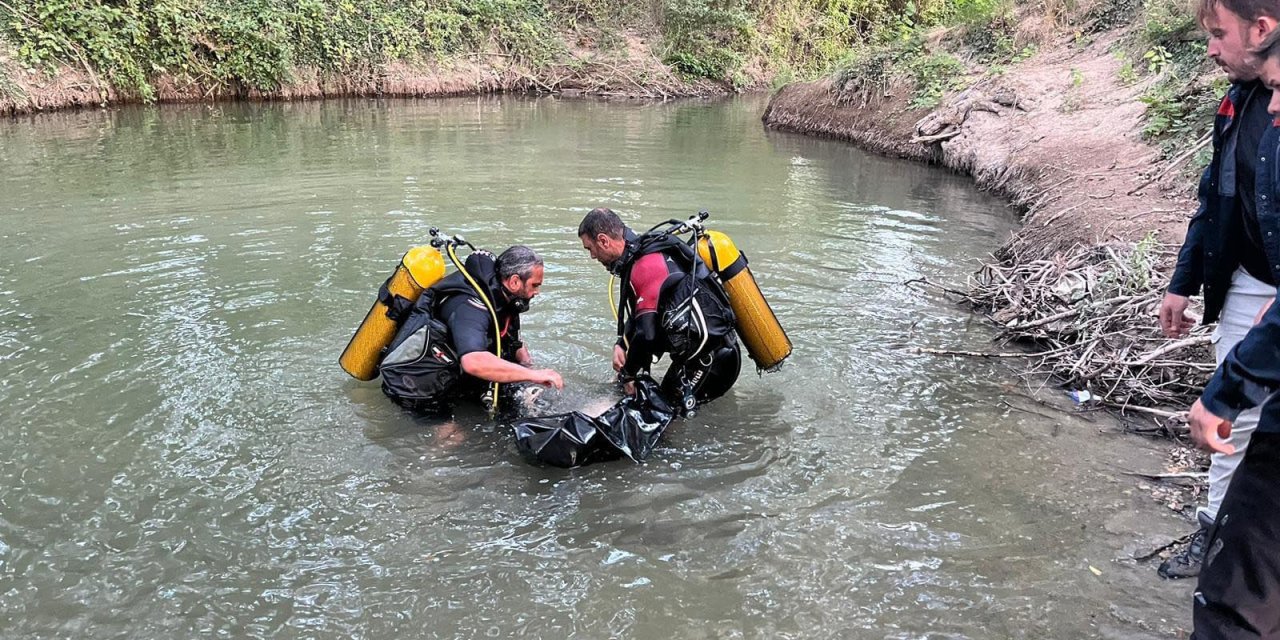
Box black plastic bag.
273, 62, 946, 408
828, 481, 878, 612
512, 377, 677, 468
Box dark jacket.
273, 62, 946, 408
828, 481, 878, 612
1196, 85, 1280, 429
1169, 83, 1280, 322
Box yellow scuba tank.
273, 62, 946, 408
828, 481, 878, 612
339, 245, 447, 380
697, 230, 792, 372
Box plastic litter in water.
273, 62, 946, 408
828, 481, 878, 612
1068, 390, 1095, 404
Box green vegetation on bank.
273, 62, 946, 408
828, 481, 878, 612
831, 0, 1031, 108
0, 0, 874, 99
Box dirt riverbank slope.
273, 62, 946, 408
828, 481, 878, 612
764, 30, 1198, 258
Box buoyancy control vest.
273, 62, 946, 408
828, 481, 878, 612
614, 229, 735, 363
379, 252, 520, 404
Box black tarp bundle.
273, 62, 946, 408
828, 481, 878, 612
512, 377, 677, 467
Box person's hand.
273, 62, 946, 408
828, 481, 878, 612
516, 345, 533, 367
612, 344, 626, 372
1253, 298, 1274, 326
1188, 398, 1235, 454
1159, 292, 1193, 338
622, 380, 636, 396
531, 369, 563, 390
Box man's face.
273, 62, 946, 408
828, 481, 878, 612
1205, 4, 1267, 81
580, 233, 625, 269
504, 265, 544, 302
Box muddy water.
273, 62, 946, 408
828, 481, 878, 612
0, 96, 1189, 638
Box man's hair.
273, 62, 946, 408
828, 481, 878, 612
496, 245, 543, 281
1199, 0, 1278, 27
577, 207, 626, 240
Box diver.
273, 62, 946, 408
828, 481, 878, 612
577, 207, 740, 414
378, 245, 562, 415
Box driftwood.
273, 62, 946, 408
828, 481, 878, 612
916, 240, 1215, 411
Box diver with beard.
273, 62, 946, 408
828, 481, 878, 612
577, 208, 740, 413
379, 245, 562, 415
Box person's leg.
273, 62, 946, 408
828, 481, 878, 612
693, 340, 741, 402
660, 340, 742, 413
1192, 432, 1280, 639
1162, 269, 1271, 579
1204, 270, 1272, 520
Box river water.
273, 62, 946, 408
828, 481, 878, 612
1, 96, 1190, 638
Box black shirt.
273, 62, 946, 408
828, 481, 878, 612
438, 292, 520, 359
1233, 83, 1277, 285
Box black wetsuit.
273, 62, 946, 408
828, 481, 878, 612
379, 252, 523, 413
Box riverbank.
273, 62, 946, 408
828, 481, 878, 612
0, 40, 727, 116
0, 0, 878, 116
763, 24, 1218, 535
764, 26, 1216, 409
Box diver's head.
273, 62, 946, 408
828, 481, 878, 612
496, 245, 544, 313
577, 208, 629, 271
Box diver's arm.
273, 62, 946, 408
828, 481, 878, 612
620, 311, 660, 378
461, 352, 562, 388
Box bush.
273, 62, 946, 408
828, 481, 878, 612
907, 49, 965, 108
0, 0, 567, 99
1142, 0, 1197, 46
659, 0, 752, 81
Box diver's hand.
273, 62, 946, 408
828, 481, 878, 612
516, 345, 533, 367
530, 369, 563, 390
622, 381, 636, 395
1159, 292, 1193, 338
612, 344, 626, 372
1189, 399, 1234, 455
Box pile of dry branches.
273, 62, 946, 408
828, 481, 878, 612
963, 236, 1215, 409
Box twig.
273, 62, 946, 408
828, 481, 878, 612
1133, 531, 1196, 562
1126, 335, 1212, 366
1128, 134, 1213, 195
912, 128, 962, 144
915, 347, 1038, 358
1104, 402, 1183, 419
1121, 471, 1207, 480
904, 277, 969, 297
1000, 400, 1062, 421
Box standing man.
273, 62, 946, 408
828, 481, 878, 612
1186, 30, 1280, 637
1156, 0, 1279, 579
577, 208, 741, 412
379, 245, 562, 414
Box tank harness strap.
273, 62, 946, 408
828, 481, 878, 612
705, 242, 749, 280
377, 277, 416, 322
720, 252, 748, 279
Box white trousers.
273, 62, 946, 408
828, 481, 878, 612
1202, 268, 1275, 520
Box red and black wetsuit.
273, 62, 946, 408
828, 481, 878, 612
614, 230, 741, 408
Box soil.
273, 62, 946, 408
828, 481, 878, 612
763, 30, 1198, 260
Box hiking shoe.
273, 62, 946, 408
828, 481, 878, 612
1158, 511, 1214, 579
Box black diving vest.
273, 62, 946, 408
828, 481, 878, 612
616, 231, 735, 361
379, 253, 514, 403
